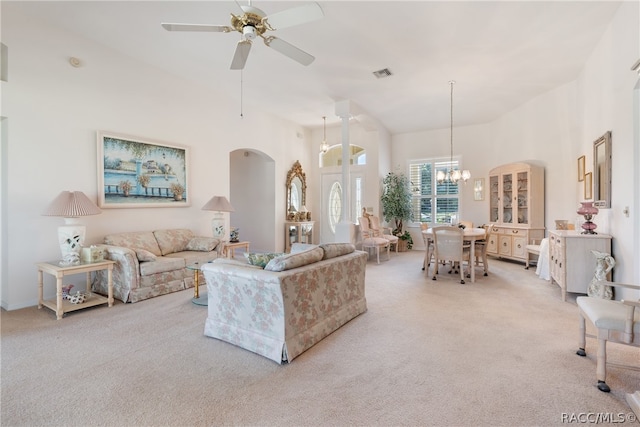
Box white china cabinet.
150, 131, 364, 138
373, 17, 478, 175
486, 162, 545, 263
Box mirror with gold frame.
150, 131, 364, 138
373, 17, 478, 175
286, 160, 307, 220
593, 131, 611, 208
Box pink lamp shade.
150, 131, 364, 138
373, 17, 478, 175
43, 191, 101, 265
577, 201, 599, 235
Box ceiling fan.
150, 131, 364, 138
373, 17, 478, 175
161, 1, 323, 70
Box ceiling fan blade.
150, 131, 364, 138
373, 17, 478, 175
263, 36, 314, 66
263, 2, 323, 30
161, 23, 232, 32
230, 40, 252, 70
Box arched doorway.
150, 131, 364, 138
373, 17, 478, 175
229, 149, 275, 252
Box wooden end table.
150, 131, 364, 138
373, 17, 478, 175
36, 260, 115, 320
223, 241, 250, 259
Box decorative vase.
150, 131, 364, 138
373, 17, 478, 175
586, 250, 614, 299
577, 202, 598, 234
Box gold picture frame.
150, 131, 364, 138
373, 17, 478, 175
473, 178, 485, 201
584, 172, 593, 200
577, 155, 585, 182
97, 131, 191, 208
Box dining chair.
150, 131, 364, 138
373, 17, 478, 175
576, 280, 640, 392
430, 226, 470, 284
420, 223, 434, 271
469, 223, 491, 277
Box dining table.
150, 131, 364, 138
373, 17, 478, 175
422, 227, 488, 283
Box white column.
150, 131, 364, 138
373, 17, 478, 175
334, 101, 355, 243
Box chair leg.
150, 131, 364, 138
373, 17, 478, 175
482, 251, 489, 276
577, 314, 587, 356
596, 338, 610, 392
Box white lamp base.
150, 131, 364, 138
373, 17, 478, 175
58, 223, 85, 266
211, 213, 225, 239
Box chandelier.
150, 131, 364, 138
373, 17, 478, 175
437, 80, 470, 185
319, 116, 329, 154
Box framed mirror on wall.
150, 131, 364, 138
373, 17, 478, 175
286, 160, 307, 221
593, 131, 612, 208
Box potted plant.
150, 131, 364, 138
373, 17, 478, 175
138, 174, 150, 187
119, 180, 133, 197
138, 174, 150, 195
170, 182, 185, 201
381, 171, 413, 251
397, 230, 413, 250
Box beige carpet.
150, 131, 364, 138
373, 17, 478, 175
2, 251, 638, 426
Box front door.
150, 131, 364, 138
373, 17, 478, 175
320, 171, 363, 244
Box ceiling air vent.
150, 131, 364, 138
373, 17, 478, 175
373, 68, 392, 79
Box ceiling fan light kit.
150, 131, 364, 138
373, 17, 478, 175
162, 2, 323, 70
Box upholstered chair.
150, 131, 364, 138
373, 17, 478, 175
368, 216, 399, 253
358, 217, 390, 264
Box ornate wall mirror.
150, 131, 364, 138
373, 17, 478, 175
593, 131, 612, 208
286, 160, 306, 219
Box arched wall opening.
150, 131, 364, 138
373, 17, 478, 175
230, 149, 275, 252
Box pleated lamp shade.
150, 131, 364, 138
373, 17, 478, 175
201, 196, 235, 213
43, 191, 102, 219
42, 191, 101, 265
202, 196, 234, 239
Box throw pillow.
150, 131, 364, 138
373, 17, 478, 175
290, 243, 318, 254
186, 237, 220, 252
264, 246, 324, 272
320, 243, 355, 260
244, 252, 285, 268
212, 258, 263, 269
134, 248, 157, 262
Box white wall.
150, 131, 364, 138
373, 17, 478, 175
1, 8, 310, 309
575, 0, 639, 289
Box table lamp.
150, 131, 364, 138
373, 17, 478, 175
577, 201, 599, 234
202, 196, 235, 239
42, 191, 102, 266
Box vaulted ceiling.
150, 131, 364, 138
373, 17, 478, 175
5, 1, 623, 133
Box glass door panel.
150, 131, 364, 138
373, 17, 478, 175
502, 173, 513, 224
516, 171, 528, 224
489, 176, 499, 222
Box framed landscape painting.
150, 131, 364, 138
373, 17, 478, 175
97, 132, 190, 208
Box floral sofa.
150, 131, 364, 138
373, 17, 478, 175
92, 229, 223, 303
201, 243, 368, 364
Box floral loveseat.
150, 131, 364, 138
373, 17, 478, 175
92, 229, 222, 303
201, 243, 368, 364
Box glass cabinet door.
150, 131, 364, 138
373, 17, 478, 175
516, 171, 529, 224
288, 225, 299, 244
489, 175, 499, 222
301, 223, 313, 244
502, 173, 513, 224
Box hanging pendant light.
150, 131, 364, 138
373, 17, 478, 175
320, 116, 329, 154
437, 81, 470, 185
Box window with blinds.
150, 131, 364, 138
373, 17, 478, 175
409, 159, 460, 225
